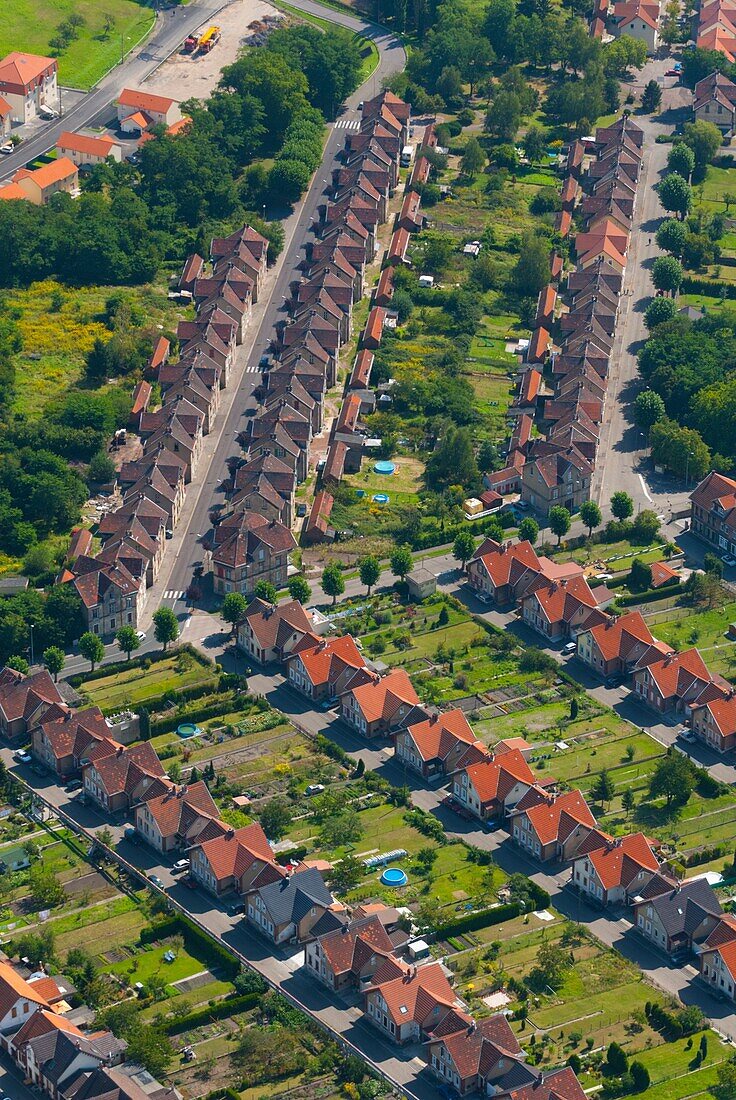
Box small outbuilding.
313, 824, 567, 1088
406, 566, 437, 602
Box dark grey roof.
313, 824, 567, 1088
309, 909, 347, 939
257, 867, 333, 925
496, 1059, 539, 1092
29, 1030, 125, 1086
645, 879, 721, 937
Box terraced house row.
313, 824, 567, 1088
56, 222, 299, 634
488, 116, 642, 519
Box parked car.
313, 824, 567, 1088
180, 874, 197, 889
148, 874, 165, 888
0, 142, 14, 155
13, 750, 32, 764
65, 779, 82, 792
136, 630, 146, 641
723, 555, 736, 568
227, 901, 245, 916
561, 642, 577, 655
677, 727, 696, 743
605, 675, 624, 688
173, 859, 190, 872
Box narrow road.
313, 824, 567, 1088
592, 60, 694, 517
0, 0, 228, 182
142, 3, 406, 624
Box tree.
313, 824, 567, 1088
88, 452, 116, 484
453, 528, 476, 567
667, 142, 696, 181
611, 491, 634, 521
6, 656, 29, 675
268, 158, 310, 204
461, 137, 486, 179
390, 545, 413, 580
682, 119, 722, 178
518, 516, 539, 544
579, 500, 602, 537
258, 796, 292, 840
321, 561, 345, 605
533, 940, 570, 989
649, 752, 694, 807
288, 576, 311, 604
486, 90, 522, 141
704, 551, 724, 578
328, 854, 364, 893
512, 232, 550, 297
656, 221, 688, 263
28, 863, 64, 908
321, 808, 363, 848
629, 557, 653, 591
650, 419, 711, 480
634, 389, 666, 432
359, 555, 381, 595
590, 769, 615, 808
711, 1057, 736, 1100
96, 826, 114, 849
425, 427, 480, 493
632, 509, 661, 544
644, 296, 677, 331
524, 124, 547, 164
152, 606, 179, 651
79, 631, 104, 672
652, 254, 683, 296
659, 173, 692, 220
641, 79, 662, 113
115, 626, 140, 662
221, 592, 248, 636
254, 579, 277, 603
606, 1041, 629, 1076
548, 505, 571, 545
622, 787, 636, 817
43, 646, 65, 682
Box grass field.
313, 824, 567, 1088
80, 653, 217, 711
0, 0, 155, 90
110, 943, 203, 986
3, 280, 190, 418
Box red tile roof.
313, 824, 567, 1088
118, 87, 177, 114
365, 959, 459, 1028
14, 157, 77, 190
349, 667, 419, 722
466, 748, 535, 805
196, 823, 278, 883
57, 131, 119, 158
584, 611, 656, 662
472, 539, 540, 590
580, 831, 659, 891
521, 789, 595, 846
294, 634, 366, 688
650, 560, 679, 588
406, 709, 479, 763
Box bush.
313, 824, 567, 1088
432, 903, 521, 939
166, 991, 261, 1034
617, 583, 682, 607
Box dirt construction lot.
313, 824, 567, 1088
144, 0, 282, 103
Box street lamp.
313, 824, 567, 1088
685, 449, 694, 487
29, 623, 34, 668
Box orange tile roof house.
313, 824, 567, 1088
510, 789, 596, 863
452, 747, 536, 822
699, 914, 736, 1001
466, 539, 543, 607
520, 574, 613, 643
134, 781, 218, 853
690, 469, 736, 558
287, 633, 371, 703
56, 131, 122, 166
116, 88, 181, 129
575, 610, 665, 680
82, 741, 169, 814
426, 1012, 529, 1097
305, 914, 395, 991
363, 957, 466, 1045
571, 831, 660, 906
0, 52, 57, 125
340, 667, 423, 739
0, 958, 59, 1034
631, 647, 725, 715
237, 597, 314, 665
12, 158, 78, 205
31, 707, 110, 780
0, 667, 66, 744
190, 821, 282, 897
496, 1066, 588, 1100
394, 709, 485, 779
691, 688, 736, 753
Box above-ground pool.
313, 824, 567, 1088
380, 866, 408, 887
374, 461, 396, 475
372, 493, 390, 504
177, 723, 200, 738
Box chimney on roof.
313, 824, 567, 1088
117, 746, 124, 757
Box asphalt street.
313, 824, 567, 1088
0, 0, 230, 183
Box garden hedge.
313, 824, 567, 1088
166, 991, 261, 1035
140, 915, 240, 980
616, 583, 682, 607
432, 902, 522, 939
680, 275, 736, 299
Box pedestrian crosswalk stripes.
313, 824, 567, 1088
164, 590, 185, 600
333, 119, 360, 130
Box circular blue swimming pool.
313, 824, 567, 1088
177, 723, 200, 738
381, 866, 408, 887
374, 461, 396, 475
372, 493, 390, 504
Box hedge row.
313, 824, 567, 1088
166, 991, 261, 1035
150, 692, 240, 734
617, 582, 683, 607
680, 275, 736, 299
432, 901, 522, 939
69, 644, 213, 688
140, 915, 240, 980
276, 845, 308, 866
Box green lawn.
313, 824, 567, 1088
0, 0, 156, 90
110, 944, 203, 986
80, 654, 217, 711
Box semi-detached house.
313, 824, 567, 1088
286, 634, 370, 703
511, 788, 596, 863
394, 709, 485, 779
570, 830, 660, 906
340, 667, 422, 739
452, 747, 536, 822
699, 914, 736, 1002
